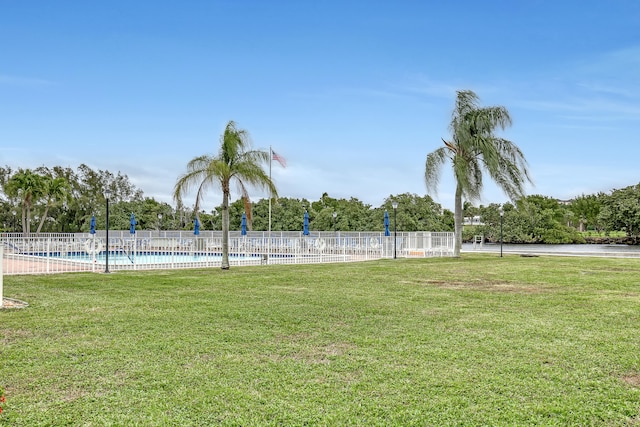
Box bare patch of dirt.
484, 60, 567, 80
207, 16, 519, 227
1, 328, 32, 344
293, 342, 357, 364
621, 372, 640, 388
401, 279, 546, 294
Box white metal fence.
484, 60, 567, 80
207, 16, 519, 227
1, 231, 454, 275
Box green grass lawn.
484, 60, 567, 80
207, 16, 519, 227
1, 255, 640, 426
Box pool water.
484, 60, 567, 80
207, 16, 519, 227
46, 251, 260, 265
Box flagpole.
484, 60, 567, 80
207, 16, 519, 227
268, 145, 272, 257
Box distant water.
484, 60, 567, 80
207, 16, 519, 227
461, 243, 640, 258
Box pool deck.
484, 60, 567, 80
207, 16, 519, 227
2, 256, 90, 274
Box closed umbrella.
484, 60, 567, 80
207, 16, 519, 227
303, 210, 309, 236
194, 218, 200, 235
384, 210, 390, 236
130, 213, 136, 234
90, 215, 96, 235
241, 213, 247, 236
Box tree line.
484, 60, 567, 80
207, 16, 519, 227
0, 164, 452, 234
1, 163, 639, 242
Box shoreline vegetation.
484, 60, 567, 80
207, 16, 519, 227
584, 236, 639, 245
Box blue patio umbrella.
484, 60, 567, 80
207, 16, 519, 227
303, 210, 309, 235
384, 210, 390, 236
241, 213, 247, 235
90, 215, 96, 234
129, 213, 137, 234
194, 217, 200, 235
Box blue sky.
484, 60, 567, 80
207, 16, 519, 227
1, 1, 639, 212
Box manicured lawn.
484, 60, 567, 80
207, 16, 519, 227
1, 255, 640, 426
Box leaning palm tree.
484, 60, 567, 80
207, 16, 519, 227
35, 176, 70, 233
425, 90, 532, 256
173, 121, 277, 269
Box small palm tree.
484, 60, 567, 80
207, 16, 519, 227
425, 90, 532, 256
174, 121, 277, 269
5, 169, 44, 235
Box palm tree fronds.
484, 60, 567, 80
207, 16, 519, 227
425, 147, 448, 195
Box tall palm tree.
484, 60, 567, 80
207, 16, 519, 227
425, 90, 532, 256
173, 120, 277, 269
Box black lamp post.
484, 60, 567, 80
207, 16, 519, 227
332, 211, 337, 232
12, 210, 16, 232
104, 189, 111, 273
499, 206, 504, 258
392, 201, 398, 259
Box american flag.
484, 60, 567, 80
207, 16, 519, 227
272, 150, 286, 168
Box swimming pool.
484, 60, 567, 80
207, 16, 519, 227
2, 232, 456, 275
32, 250, 264, 266
8, 247, 347, 274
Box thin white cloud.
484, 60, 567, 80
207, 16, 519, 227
520, 97, 640, 117
529, 162, 636, 200
579, 45, 640, 79
576, 81, 636, 98
0, 74, 54, 86
396, 74, 499, 100
512, 45, 640, 116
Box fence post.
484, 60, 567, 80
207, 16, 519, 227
1, 244, 4, 307
47, 236, 51, 274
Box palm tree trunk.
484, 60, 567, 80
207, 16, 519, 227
27, 206, 33, 235
453, 185, 463, 257
221, 190, 230, 270
36, 205, 50, 234
22, 206, 29, 235
25, 193, 33, 235
21, 208, 26, 234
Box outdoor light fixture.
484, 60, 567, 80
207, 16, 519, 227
104, 189, 112, 273
392, 201, 398, 259
332, 211, 337, 232
499, 206, 504, 258
158, 213, 162, 231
